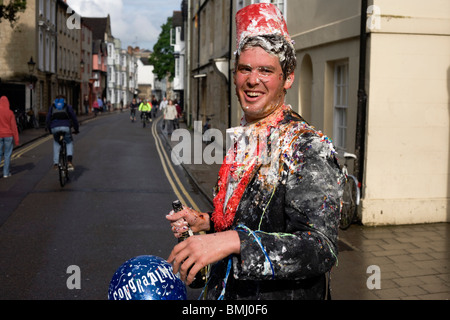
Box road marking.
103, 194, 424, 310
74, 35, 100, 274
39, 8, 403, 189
151, 116, 200, 212
1, 135, 52, 167
3, 119, 202, 214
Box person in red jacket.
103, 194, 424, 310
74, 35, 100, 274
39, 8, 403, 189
0, 96, 20, 178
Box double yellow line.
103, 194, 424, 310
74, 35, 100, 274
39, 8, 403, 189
1, 134, 52, 167
3, 121, 200, 213
151, 117, 200, 212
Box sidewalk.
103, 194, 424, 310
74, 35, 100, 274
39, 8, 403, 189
16, 113, 450, 300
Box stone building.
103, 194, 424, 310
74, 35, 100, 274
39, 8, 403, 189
0, 0, 58, 118
56, 0, 81, 113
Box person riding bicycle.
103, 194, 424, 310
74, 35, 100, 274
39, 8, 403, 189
130, 98, 139, 122
138, 99, 152, 122
46, 95, 79, 171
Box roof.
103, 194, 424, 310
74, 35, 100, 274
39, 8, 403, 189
82, 15, 112, 42
172, 11, 182, 27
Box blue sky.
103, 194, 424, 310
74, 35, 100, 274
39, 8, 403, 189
66, 0, 183, 50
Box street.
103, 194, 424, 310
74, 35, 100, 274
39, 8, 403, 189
1, 111, 449, 301
0, 112, 212, 300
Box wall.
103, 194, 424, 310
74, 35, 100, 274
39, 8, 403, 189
363, 32, 450, 225
287, 0, 450, 225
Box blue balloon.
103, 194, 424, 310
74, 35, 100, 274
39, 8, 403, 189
108, 255, 187, 300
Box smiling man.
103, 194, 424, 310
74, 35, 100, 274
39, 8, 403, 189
235, 45, 292, 122
166, 3, 344, 300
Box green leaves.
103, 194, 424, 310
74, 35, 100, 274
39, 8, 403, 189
148, 17, 175, 81
0, 0, 27, 27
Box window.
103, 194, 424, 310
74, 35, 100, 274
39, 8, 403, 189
39, 0, 44, 16
175, 58, 180, 77
51, 38, 55, 73
237, 0, 245, 10
108, 44, 113, 57
45, 35, 49, 72
170, 28, 176, 46
51, 0, 56, 25
333, 62, 349, 149
63, 48, 66, 73
251, 0, 285, 16
59, 47, 62, 70
46, 0, 51, 21
39, 31, 44, 70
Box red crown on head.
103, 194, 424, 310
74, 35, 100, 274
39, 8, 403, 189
236, 3, 293, 50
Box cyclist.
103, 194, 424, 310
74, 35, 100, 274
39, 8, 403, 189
46, 95, 79, 171
138, 98, 152, 123
130, 98, 139, 122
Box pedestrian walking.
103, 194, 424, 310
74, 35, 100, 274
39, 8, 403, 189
151, 95, 159, 119
83, 95, 89, 115
129, 98, 139, 122
174, 100, 182, 129
92, 98, 100, 117
0, 96, 19, 178
166, 3, 344, 300
159, 97, 168, 112
97, 96, 104, 112
163, 99, 177, 135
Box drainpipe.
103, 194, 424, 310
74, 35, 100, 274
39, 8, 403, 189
228, 0, 233, 128
196, 10, 201, 121
355, 0, 368, 195
186, 0, 192, 128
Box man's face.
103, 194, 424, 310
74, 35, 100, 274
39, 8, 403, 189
234, 46, 294, 123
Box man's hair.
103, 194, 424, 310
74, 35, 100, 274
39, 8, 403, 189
235, 34, 297, 80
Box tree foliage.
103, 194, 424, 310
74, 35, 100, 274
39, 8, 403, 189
0, 0, 27, 27
148, 17, 175, 81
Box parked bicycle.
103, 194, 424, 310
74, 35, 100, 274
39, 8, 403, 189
13, 109, 39, 132
14, 109, 26, 133
26, 109, 39, 129
339, 152, 361, 230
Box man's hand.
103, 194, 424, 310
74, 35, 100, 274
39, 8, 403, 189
167, 231, 241, 285
166, 206, 210, 236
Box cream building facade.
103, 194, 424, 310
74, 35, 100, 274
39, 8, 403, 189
184, 0, 450, 225
286, 0, 450, 225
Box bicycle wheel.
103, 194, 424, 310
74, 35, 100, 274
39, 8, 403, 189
58, 143, 68, 187
339, 175, 358, 230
